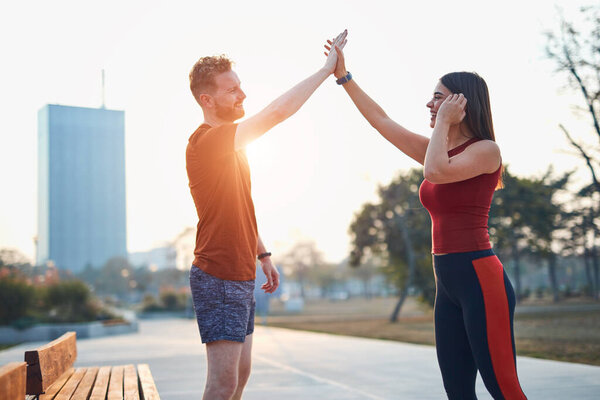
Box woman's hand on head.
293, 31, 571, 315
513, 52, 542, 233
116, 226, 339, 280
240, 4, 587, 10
324, 31, 348, 78
437, 93, 467, 126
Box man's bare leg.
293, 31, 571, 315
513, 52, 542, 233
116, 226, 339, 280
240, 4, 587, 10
231, 334, 253, 400
204, 340, 244, 400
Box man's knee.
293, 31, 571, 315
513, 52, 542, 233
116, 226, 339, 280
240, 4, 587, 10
206, 374, 238, 399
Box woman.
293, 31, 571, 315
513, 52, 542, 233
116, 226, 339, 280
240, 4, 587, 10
325, 36, 527, 400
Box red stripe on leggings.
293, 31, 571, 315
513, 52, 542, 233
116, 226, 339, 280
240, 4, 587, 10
472, 256, 526, 400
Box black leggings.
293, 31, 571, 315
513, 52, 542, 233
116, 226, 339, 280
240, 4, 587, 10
434, 249, 527, 400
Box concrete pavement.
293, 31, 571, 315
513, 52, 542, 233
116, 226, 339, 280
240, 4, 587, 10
1, 318, 598, 399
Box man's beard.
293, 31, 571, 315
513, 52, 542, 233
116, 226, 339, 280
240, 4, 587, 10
215, 102, 245, 122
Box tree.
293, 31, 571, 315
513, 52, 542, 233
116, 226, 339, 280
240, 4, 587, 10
349, 168, 434, 322
0, 248, 31, 268
307, 262, 339, 297
93, 257, 135, 297
524, 169, 571, 303
546, 5, 600, 194
561, 187, 600, 299
490, 167, 571, 302
546, 6, 600, 298
348, 256, 380, 298
489, 169, 530, 302
283, 241, 326, 298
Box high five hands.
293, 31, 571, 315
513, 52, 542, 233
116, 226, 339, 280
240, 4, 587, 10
324, 31, 348, 79
323, 29, 348, 75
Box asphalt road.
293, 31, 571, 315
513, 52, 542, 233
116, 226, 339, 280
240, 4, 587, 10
1, 318, 599, 399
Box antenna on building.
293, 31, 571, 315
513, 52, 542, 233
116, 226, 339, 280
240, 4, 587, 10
101, 69, 106, 109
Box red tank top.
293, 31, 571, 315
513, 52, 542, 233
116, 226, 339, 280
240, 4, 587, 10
419, 138, 501, 254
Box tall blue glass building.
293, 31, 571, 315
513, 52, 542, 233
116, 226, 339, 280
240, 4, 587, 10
37, 105, 127, 272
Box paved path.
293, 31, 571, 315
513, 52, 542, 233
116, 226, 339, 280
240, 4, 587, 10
1, 319, 599, 399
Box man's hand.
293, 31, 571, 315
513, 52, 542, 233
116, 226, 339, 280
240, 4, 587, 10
323, 30, 348, 75
234, 32, 348, 150
260, 257, 280, 294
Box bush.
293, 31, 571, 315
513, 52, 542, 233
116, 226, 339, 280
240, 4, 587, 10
160, 291, 188, 311
41, 280, 100, 323
141, 291, 189, 312
535, 286, 547, 299
0, 278, 36, 325
141, 294, 162, 312
0, 277, 116, 326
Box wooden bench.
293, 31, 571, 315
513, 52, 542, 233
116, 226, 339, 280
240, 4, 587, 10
0, 362, 27, 400
23, 331, 160, 400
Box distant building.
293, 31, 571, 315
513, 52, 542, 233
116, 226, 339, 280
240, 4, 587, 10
37, 104, 127, 272
129, 246, 176, 270
172, 227, 196, 271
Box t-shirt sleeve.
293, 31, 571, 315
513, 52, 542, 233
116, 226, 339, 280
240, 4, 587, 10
191, 123, 238, 160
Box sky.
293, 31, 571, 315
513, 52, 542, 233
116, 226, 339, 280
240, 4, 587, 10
0, 0, 595, 264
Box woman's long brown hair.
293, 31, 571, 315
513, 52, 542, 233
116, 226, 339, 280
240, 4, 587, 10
440, 72, 503, 189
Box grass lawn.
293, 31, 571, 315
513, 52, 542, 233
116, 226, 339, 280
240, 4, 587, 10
266, 297, 600, 366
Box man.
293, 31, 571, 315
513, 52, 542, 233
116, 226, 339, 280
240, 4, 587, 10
186, 30, 347, 400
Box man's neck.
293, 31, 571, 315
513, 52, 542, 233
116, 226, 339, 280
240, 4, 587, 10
203, 114, 229, 128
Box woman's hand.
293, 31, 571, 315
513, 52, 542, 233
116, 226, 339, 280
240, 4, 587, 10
436, 93, 467, 126
324, 30, 348, 78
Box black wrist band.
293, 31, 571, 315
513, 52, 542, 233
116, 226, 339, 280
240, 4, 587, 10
258, 252, 271, 260
336, 71, 352, 85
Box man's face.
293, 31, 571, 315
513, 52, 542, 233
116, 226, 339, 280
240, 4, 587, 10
212, 71, 246, 122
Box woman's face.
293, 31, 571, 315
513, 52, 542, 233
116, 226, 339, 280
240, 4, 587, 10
426, 81, 452, 129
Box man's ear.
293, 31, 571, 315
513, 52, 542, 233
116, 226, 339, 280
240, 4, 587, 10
199, 93, 214, 108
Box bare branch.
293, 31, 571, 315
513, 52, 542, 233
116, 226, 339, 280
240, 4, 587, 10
562, 44, 600, 141
559, 123, 600, 194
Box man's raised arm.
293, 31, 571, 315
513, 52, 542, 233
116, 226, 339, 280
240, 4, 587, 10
234, 30, 347, 150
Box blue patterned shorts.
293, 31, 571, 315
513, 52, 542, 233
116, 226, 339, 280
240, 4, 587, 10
189, 266, 255, 344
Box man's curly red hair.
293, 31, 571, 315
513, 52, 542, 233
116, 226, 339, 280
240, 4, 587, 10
189, 55, 233, 104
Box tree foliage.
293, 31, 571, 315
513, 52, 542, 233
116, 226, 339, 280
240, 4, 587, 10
546, 5, 600, 299
490, 167, 571, 302
349, 168, 434, 321
282, 241, 328, 297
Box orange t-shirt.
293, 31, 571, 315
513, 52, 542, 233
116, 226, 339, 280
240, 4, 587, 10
186, 123, 257, 281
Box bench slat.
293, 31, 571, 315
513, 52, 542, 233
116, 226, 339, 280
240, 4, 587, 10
107, 365, 124, 400
54, 367, 86, 400
137, 364, 160, 400
71, 366, 99, 400
124, 364, 140, 400
0, 362, 27, 400
89, 366, 111, 400
25, 332, 77, 395
20, 331, 161, 400
39, 368, 74, 400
